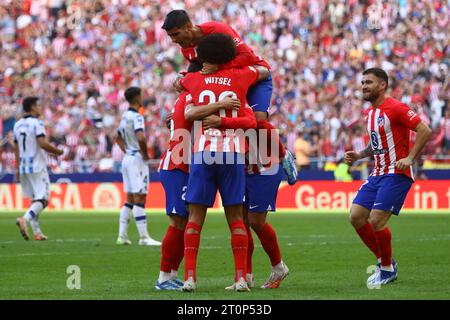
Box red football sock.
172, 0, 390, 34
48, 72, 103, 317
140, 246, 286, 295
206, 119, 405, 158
356, 223, 381, 259
184, 222, 202, 281
160, 225, 176, 273
254, 223, 282, 267
171, 226, 185, 272
229, 220, 248, 281
375, 227, 392, 267
246, 227, 254, 275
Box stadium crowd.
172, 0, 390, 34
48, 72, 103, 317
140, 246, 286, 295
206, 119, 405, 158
0, 0, 449, 174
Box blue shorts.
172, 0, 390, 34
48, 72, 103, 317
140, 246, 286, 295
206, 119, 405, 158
247, 74, 272, 113
353, 174, 413, 215
186, 152, 245, 207
160, 169, 189, 218
245, 165, 283, 213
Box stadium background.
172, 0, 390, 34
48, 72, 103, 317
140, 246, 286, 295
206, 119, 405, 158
0, 0, 448, 211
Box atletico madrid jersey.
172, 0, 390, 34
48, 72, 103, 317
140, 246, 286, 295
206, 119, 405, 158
159, 92, 192, 173
365, 97, 421, 179
181, 21, 270, 70
180, 66, 259, 153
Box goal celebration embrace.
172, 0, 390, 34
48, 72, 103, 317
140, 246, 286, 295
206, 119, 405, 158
0, 0, 448, 302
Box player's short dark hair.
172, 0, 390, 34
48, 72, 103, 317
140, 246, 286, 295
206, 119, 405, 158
363, 68, 389, 87
22, 96, 39, 112
187, 61, 203, 73
197, 33, 236, 65
162, 10, 191, 30
124, 87, 141, 104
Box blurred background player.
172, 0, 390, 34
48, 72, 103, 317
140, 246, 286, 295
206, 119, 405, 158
14, 97, 63, 241
161, 9, 298, 186
179, 34, 269, 292
115, 87, 161, 246
345, 68, 431, 288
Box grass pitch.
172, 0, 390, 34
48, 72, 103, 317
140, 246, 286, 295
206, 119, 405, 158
0, 212, 449, 300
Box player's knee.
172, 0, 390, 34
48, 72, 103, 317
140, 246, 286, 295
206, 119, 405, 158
349, 212, 364, 228
368, 217, 385, 231
249, 220, 264, 233
36, 199, 48, 208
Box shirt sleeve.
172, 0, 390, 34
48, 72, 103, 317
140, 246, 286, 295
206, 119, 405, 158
240, 66, 259, 87
133, 114, 145, 133
394, 103, 421, 130
35, 120, 46, 137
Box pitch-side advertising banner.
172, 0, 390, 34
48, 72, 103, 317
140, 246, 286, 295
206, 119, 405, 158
0, 181, 449, 212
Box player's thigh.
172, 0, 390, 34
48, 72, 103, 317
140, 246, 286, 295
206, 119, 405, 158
29, 171, 50, 200
247, 74, 273, 113
349, 204, 371, 228
128, 157, 149, 195
20, 174, 34, 199
373, 174, 413, 216
217, 153, 246, 206
186, 152, 218, 207
161, 169, 189, 219
246, 165, 282, 214
351, 177, 378, 216
224, 204, 244, 225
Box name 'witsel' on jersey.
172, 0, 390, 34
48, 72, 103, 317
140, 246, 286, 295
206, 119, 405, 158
118, 109, 146, 155
13, 116, 47, 174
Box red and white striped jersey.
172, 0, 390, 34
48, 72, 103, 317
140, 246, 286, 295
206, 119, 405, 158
365, 97, 421, 179
180, 66, 259, 154
159, 92, 192, 174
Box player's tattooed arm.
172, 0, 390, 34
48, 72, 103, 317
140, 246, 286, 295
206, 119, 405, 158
184, 95, 241, 121
115, 132, 126, 153
344, 143, 373, 165
254, 66, 270, 81
359, 143, 375, 159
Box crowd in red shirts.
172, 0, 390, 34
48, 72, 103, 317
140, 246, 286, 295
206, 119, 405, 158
0, 0, 448, 173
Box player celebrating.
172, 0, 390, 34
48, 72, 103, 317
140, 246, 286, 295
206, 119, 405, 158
14, 97, 63, 241
155, 62, 242, 290
345, 68, 431, 288
161, 9, 298, 185
179, 34, 268, 292
115, 87, 161, 246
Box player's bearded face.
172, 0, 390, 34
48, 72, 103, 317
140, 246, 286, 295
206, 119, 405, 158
167, 26, 193, 48
362, 75, 382, 101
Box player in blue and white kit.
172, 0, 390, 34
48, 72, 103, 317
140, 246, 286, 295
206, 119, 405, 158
14, 97, 63, 241
115, 87, 161, 246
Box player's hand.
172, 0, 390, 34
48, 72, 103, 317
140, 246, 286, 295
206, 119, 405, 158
173, 74, 184, 92
165, 112, 173, 129
395, 157, 413, 170
202, 115, 222, 130
344, 151, 360, 165
200, 63, 219, 75
219, 95, 241, 110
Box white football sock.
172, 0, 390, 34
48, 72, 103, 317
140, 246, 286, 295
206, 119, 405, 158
158, 271, 172, 283
132, 204, 149, 238
170, 270, 178, 279
119, 203, 133, 238
380, 264, 394, 272
24, 202, 44, 235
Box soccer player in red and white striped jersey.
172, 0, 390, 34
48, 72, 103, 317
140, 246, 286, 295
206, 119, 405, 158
345, 68, 431, 288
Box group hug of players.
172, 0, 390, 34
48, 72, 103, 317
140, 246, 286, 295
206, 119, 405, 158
13, 10, 431, 292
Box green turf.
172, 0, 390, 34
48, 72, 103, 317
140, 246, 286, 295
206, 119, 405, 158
0, 212, 449, 300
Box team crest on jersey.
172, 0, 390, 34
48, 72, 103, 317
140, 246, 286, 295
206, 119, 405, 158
377, 116, 385, 127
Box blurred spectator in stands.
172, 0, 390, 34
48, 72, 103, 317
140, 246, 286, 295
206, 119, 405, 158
294, 130, 312, 170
